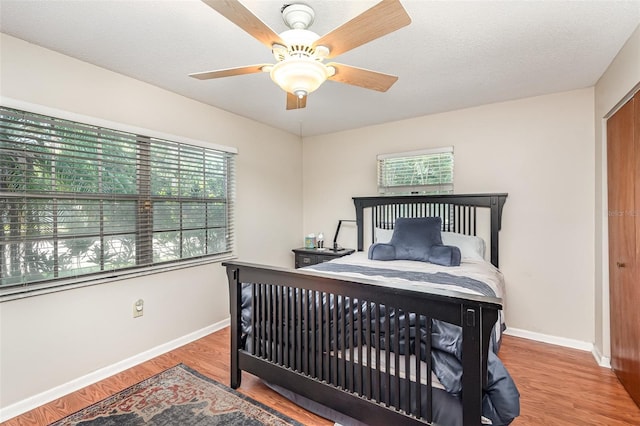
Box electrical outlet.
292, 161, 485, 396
133, 299, 144, 318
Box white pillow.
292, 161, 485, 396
441, 232, 486, 260
374, 227, 394, 244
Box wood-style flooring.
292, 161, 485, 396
3, 328, 640, 425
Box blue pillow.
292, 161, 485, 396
428, 244, 462, 267
368, 243, 396, 260
389, 217, 443, 262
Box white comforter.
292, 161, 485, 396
312, 251, 505, 300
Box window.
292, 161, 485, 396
377, 147, 454, 195
0, 106, 235, 292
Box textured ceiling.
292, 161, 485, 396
1, 0, 639, 137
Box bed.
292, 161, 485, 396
223, 193, 519, 426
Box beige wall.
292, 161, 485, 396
594, 24, 640, 361
2, 20, 637, 416
303, 88, 596, 343
0, 34, 302, 410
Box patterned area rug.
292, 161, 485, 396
49, 364, 304, 425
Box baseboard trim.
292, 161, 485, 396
591, 344, 612, 369
504, 327, 594, 352
503, 328, 613, 368
0, 318, 230, 423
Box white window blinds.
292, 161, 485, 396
0, 106, 235, 290
377, 147, 454, 195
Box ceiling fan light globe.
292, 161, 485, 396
270, 58, 331, 97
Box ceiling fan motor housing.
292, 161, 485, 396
276, 29, 320, 60
277, 4, 331, 61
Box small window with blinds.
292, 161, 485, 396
0, 106, 235, 292
377, 147, 454, 195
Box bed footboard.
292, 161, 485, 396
224, 261, 501, 426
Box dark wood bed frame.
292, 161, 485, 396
224, 193, 508, 426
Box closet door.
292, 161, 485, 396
607, 91, 640, 407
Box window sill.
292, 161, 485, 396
0, 255, 237, 302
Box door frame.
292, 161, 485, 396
601, 82, 640, 367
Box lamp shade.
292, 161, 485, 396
270, 57, 333, 98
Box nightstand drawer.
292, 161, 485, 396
292, 248, 355, 268
295, 254, 317, 268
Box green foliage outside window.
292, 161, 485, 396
378, 149, 454, 195
0, 106, 235, 290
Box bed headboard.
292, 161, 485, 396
353, 193, 508, 268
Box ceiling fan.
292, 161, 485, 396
189, 0, 411, 110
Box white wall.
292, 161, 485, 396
0, 33, 302, 412
3, 20, 636, 416
303, 88, 596, 344
594, 24, 640, 361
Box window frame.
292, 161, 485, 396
0, 100, 237, 298
377, 146, 454, 195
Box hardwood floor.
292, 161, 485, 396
3, 328, 640, 425
499, 336, 640, 425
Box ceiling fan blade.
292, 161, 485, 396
189, 64, 269, 80
314, 0, 411, 59
327, 63, 398, 92
286, 92, 307, 110
202, 0, 285, 49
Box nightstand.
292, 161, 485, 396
292, 247, 355, 269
